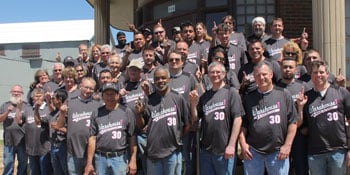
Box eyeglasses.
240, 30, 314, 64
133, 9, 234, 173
169, 58, 181, 62
101, 52, 110, 55
154, 31, 164, 35
53, 69, 62, 72
284, 52, 297, 56
11, 90, 23, 94
82, 86, 94, 91
76, 69, 84, 72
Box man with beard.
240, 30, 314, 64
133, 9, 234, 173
135, 67, 191, 175
113, 32, 127, 58
151, 24, 176, 64
0, 85, 29, 175
246, 16, 270, 44
142, 46, 157, 84
121, 32, 146, 72
276, 57, 308, 175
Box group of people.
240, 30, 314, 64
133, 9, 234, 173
1, 14, 349, 175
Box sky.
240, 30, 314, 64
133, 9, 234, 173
0, 0, 133, 43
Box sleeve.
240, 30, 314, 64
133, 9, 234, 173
230, 88, 245, 118
126, 108, 136, 137
285, 91, 298, 124
89, 110, 98, 136
241, 96, 249, 128
228, 71, 240, 90
180, 95, 190, 126
340, 87, 350, 118
197, 96, 204, 119
0, 102, 7, 114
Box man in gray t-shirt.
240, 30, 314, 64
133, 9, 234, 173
57, 77, 101, 175
0, 84, 29, 175
136, 67, 191, 175
84, 82, 137, 175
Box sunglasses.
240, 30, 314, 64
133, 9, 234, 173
169, 58, 181, 62
154, 31, 164, 35
284, 52, 297, 56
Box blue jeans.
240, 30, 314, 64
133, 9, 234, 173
28, 153, 52, 175
67, 154, 86, 175
308, 149, 346, 175
200, 150, 235, 175
290, 131, 308, 175
243, 148, 289, 175
3, 142, 28, 175
137, 133, 147, 174
94, 152, 129, 175
51, 143, 68, 175
147, 150, 182, 175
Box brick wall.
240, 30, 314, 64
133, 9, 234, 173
276, 0, 313, 47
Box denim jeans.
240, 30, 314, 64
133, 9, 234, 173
147, 150, 182, 175
51, 143, 68, 175
28, 153, 52, 175
308, 149, 346, 175
94, 152, 129, 175
67, 154, 86, 175
290, 131, 308, 175
137, 133, 147, 174
3, 142, 28, 175
243, 148, 289, 175
200, 149, 235, 175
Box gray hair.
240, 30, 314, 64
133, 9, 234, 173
208, 62, 226, 73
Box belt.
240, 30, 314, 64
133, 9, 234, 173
95, 149, 127, 158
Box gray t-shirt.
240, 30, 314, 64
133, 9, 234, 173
66, 96, 101, 158
187, 42, 206, 66
303, 85, 350, 154
169, 71, 197, 102
24, 103, 51, 156
90, 105, 136, 152
242, 86, 298, 154
263, 37, 289, 61
0, 101, 28, 146
198, 87, 244, 155
145, 90, 190, 160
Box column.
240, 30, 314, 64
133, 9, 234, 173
94, 0, 110, 45
312, 0, 346, 81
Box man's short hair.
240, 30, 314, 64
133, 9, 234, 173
54, 89, 68, 103
310, 60, 330, 73
252, 16, 266, 26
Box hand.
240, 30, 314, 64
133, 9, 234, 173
135, 97, 145, 115
296, 86, 308, 109
7, 105, 14, 112
141, 76, 151, 96
16, 99, 23, 110
59, 104, 69, 115
119, 88, 128, 96
50, 121, 59, 130
195, 68, 202, 82
128, 161, 137, 175
278, 144, 291, 160
212, 21, 218, 37
155, 42, 165, 55
56, 52, 61, 62
127, 22, 137, 32
157, 19, 162, 27
335, 68, 345, 87
125, 43, 134, 55
189, 86, 199, 106
224, 145, 235, 159
45, 91, 52, 103
84, 163, 96, 175
240, 143, 253, 160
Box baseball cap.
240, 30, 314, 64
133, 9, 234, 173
117, 31, 126, 38
127, 59, 143, 70
102, 82, 119, 93
63, 56, 77, 67
172, 26, 181, 34
143, 27, 152, 36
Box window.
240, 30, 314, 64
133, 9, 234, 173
235, 0, 275, 34
206, 0, 227, 7
22, 44, 40, 58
